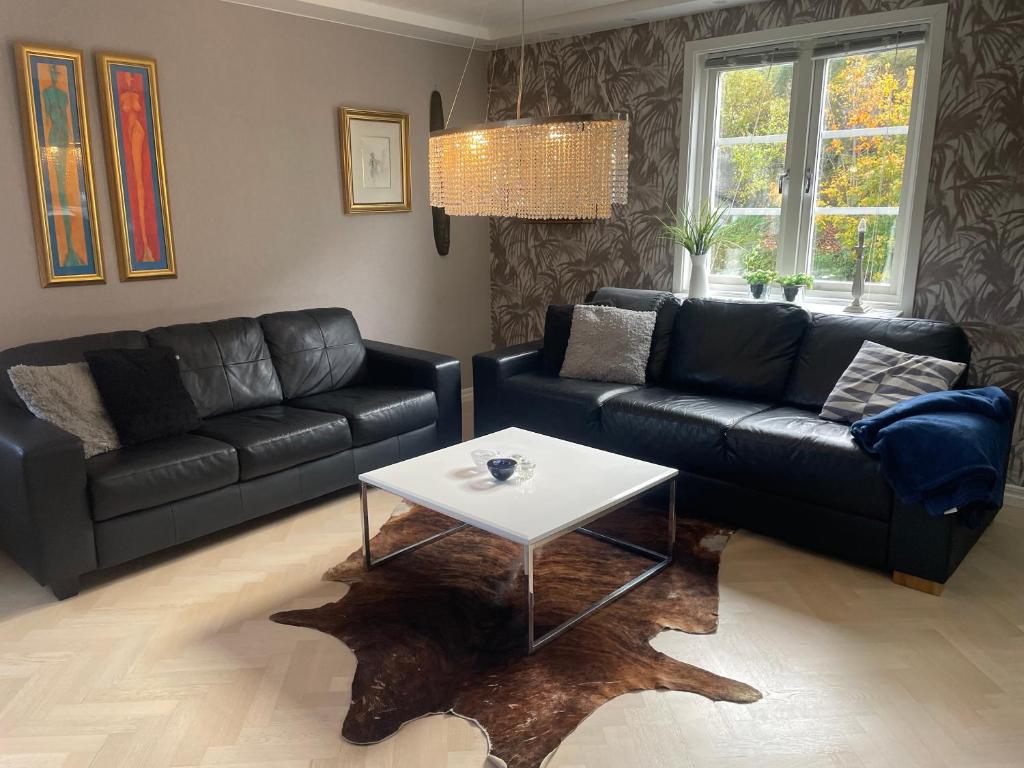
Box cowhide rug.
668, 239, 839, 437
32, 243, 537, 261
271, 501, 761, 767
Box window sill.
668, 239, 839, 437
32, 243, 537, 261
673, 290, 904, 318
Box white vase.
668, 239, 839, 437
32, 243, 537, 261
688, 251, 709, 299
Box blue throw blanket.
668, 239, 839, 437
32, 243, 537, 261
850, 387, 1014, 526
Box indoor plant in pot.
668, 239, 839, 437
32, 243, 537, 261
662, 201, 731, 299
744, 268, 777, 299
777, 273, 814, 302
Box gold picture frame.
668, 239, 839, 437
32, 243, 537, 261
15, 43, 105, 286
96, 52, 176, 280
339, 107, 411, 214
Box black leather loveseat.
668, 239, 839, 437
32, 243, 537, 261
474, 289, 1017, 592
0, 308, 460, 599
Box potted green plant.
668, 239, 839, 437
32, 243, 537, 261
661, 201, 731, 299
777, 273, 814, 302
743, 268, 777, 299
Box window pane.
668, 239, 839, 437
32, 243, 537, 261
711, 214, 780, 276
811, 213, 896, 283
710, 62, 792, 276
809, 47, 917, 284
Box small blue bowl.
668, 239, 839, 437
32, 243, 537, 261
487, 457, 517, 482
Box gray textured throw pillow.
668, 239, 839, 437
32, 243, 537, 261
819, 340, 966, 423
559, 305, 657, 386
8, 362, 121, 458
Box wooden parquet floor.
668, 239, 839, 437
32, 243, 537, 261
1, 476, 1022, 767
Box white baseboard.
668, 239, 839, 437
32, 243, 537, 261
461, 387, 473, 404
1003, 483, 1024, 509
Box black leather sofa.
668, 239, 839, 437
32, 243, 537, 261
474, 289, 1017, 592
0, 308, 461, 599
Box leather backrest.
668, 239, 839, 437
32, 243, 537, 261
146, 317, 282, 418
783, 313, 971, 411
259, 308, 366, 399
587, 287, 681, 383
0, 330, 147, 407
668, 298, 810, 401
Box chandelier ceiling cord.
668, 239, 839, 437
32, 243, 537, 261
428, 0, 630, 220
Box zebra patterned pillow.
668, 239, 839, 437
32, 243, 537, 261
819, 340, 966, 424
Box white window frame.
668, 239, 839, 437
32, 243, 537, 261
674, 5, 947, 314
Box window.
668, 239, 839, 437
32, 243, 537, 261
679, 7, 946, 312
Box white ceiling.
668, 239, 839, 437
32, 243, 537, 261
222, 0, 761, 48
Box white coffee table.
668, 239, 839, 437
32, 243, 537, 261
358, 427, 678, 653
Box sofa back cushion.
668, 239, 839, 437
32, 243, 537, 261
588, 287, 681, 383
146, 317, 282, 418
0, 330, 147, 407
259, 308, 366, 399
783, 313, 971, 412
668, 299, 810, 401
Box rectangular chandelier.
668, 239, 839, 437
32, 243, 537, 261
428, 113, 629, 220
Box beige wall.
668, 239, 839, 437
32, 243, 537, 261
0, 0, 491, 378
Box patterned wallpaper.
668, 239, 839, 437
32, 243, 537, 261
486, 0, 1024, 483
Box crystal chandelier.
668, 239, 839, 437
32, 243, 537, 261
428, 2, 629, 220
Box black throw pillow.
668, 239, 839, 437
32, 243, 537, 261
84, 346, 200, 446
541, 304, 574, 375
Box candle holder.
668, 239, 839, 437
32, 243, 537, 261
845, 218, 868, 314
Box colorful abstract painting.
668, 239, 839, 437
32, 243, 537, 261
16, 45, 104, 286
98, 54, 175, 280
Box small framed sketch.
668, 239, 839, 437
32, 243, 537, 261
339, 108, 410, 214
96, 52, 176, 280
15, 43, 105, 286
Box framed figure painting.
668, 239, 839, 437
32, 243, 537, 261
339, 108, 411, 213
15, 44, 104, 286
97, 53, 176, 280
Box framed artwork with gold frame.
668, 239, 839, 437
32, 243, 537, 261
15, 43, 104, 287
96, 52, 176, 280
339, 108, 411, 214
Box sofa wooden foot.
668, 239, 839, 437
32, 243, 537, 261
892, 571, 944, 595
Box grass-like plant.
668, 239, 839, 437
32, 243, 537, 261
744, 268, 778, 285
661, 201, 732, 256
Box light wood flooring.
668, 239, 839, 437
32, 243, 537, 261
1, 432, 1022, 766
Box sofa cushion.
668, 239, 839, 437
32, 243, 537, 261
783, 313, 971, 412
146, 317, 282, 418
87, 434, 238, 522
290, 386, 437, 446
560, 305, 656, 386
85, 346, 201, 446
502, 372, 642, 444
259, 308, 366, 399
602, 388, 772, 474
194, 403, 352, 481
589, 287, 681, 383
193, 405, 351, 480
668, 299, 810, 401
725, 406, 893, 521
541, 304, 574, 376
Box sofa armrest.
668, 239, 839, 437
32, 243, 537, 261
0, 403, 95, 598
472, 341, 543, 436
363, 341, 462, 447
888, 386, 1020, 587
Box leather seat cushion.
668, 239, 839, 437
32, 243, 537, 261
725, 407, 893, 521
87, 434, 239, 522
602, 388, 772, 474
289, 386, 437, 446
194, 405, 352, 480
502, 372, 642, 444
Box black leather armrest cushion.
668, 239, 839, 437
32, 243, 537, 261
0, 403, 96, 590
363, 341, 462, 447
472, 341, 543, 436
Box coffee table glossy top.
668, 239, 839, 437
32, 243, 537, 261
358, 427, 677, 545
